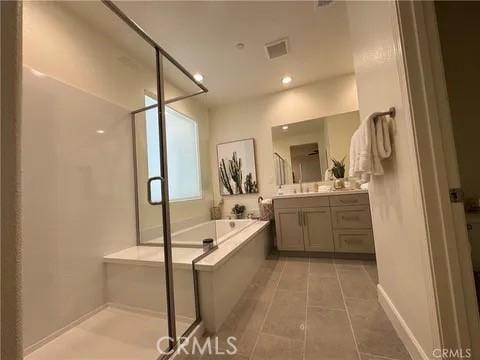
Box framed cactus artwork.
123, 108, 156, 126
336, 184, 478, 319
217, 138, 258, 196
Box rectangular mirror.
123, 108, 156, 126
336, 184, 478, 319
272, 111, 360, 185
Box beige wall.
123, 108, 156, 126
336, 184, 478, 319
435, 2, 480, 200
209, 74, 358, 216
347, 1, 439, 358
324, 111, 360, 172
22, 1, 211, 348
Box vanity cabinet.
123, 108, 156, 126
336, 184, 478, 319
274, 192, 374, 254
275, 208, 304, 250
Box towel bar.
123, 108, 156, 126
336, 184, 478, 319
374, 107, 396, 120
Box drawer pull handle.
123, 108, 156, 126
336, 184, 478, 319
342, 215, 361, 221
344, 238, 363, 244
340, 199, 358, 204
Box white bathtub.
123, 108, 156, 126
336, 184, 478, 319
147, 219, 255, 248
103, 220, 272, 332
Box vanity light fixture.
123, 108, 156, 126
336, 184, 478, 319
194, 73, 204, 82
282, 125, 289, 130
96, 129, 105, 134
282, 75, 292, 85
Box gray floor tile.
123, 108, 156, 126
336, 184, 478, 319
277, 258, 309, 292
334, 258, 366, 270
360, 353, 394, 360
363, 262, 379, 285
309, 258, 337, 277
338, 268, 377, 300
216, 298, 270, 356
305, 307, 359, 360
308, 274, 345, 310
251, 333, 304, 360
262, 289, 307, 341
346, 298, 411, 360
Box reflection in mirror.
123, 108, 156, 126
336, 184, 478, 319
272, 111, 360, 185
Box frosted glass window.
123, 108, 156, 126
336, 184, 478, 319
145, 95, 202, 202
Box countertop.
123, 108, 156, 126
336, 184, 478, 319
272, 188, 368, 199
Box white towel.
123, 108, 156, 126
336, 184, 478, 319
349, 113, 392, 179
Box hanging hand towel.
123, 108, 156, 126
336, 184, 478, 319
349, 112, 392, 179
376, 115, 392, 159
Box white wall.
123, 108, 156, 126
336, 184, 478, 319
346, 1, 439, 358
23, 1, 213, 238
22, 1, 211, 348
209, 74, 358, 216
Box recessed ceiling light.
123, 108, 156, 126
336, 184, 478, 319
194, 73, 204, 82
282, 76, 292, 85
236, 42, 245, 50
282, 125, 289, 130
96, 129, 105, 134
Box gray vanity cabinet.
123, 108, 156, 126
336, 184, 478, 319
275, 208, 305, 251
302, 208, 334, 252
274, 196, 333, 252
274, 192, 374, 254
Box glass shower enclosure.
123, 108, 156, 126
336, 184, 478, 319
103, 1, 210, 356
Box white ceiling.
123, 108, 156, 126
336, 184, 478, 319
116, 1, 354, 108
65, 1, 354, 108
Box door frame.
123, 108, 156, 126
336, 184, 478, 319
396, 0, 479, 356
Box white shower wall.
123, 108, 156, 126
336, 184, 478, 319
22, 67, 137, 348
22, 1, 213, 349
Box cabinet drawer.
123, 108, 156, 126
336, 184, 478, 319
334, 230, 375, 253
329, 193, 369, 207
274, 196, 329, 209
331, 205, 372, 229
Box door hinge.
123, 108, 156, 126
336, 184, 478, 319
449, 188, 464, 203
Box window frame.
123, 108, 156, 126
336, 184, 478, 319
144, 94, 203, 203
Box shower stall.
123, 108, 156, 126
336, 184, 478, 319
21, 1, 215, 359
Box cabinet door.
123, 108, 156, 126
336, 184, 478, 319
303, 207, 334, 252
275, 208, 305, 251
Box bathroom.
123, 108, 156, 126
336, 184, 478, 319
1, 1, 479, 359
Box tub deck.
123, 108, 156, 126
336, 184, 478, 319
103, 220, 270, 271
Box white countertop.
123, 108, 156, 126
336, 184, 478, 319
272, 188, 368, 199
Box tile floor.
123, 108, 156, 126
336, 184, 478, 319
181, 256, 411, 360
24, 307, 191, 360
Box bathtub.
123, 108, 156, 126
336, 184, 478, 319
103, 219, 272, 332
147, 219, 256, 248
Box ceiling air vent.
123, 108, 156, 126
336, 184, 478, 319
315, 0, 335, 9
265, 38, 289, 60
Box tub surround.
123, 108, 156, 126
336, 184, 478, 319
103, 220, 272, 333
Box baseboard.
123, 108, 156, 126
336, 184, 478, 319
23, 304, 107, 356
377, 285, 430, 360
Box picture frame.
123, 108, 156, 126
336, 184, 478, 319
217, 138, 258, 196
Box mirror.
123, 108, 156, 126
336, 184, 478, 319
271, 111, 360, 185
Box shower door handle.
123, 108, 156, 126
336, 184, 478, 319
147, 176, 164, 205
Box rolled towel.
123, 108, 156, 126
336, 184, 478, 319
375, 115, 392, 159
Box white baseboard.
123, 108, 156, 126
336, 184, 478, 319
23, 304, 107, 356
377, 285, 430, 360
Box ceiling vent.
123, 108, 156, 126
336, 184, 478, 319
315, 0, 335, 9
265, 38, 289, 60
